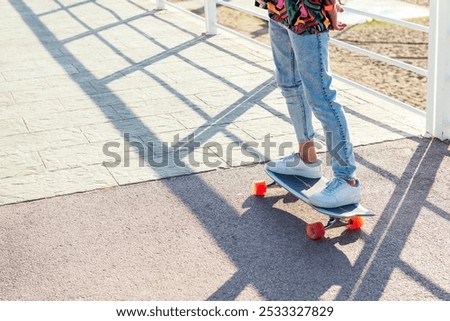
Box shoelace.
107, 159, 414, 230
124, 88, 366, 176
282, 152, 298, 163
324, 178, 345, 194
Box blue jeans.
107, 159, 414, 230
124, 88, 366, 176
269, 19, 357, 180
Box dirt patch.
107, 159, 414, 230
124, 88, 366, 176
331, 17, 428, 109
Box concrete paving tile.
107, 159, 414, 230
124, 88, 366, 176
207, 141, 264, 167
96, 74, 167, 93
177, 41, 243, 61
63, 51, 129, 79
224, 73, 274, 93
96, 27, 166, 62
97, 74, 170, 96
172, 101, 280, 130
106, 159, 190, 185
0, 152, 45, 179
129, 14, 200, 39
194, 90, 245, 108
205, 132, 304, 166
68, 2, 125, 30
346, 92, 426, 133
139, 123, 254, 154
0, 92, 14, 107
0, 78, 50, 94
41, 138, 148, 171
58, 88, 150, 111
345, 109, 422, 146
0, 100, 65, 119
90, 0, 150, 20
174, 78, 240, 96
11, 84, 98, 105
80, 113, 184, 143
138, 114, 188, 133
235, 116, 296, 140
184, 150, 229, 173
165, 65, 250, 83
0, 118, 29, 137
154, 148, 228, 172
73, 59, 133, 80
44, 74, 98, 92
0, 165, 117, 206
24, 106, 121, 132
58, 95, 110, 110
80, 121, 138, 143
235, 61, 274, 74
156, 25, 200, 48
24, 0, 61, 15
2, 64, 79, 82
0, 46, 66, 64
106, 147, 225, 185
110, 96, 208, 120
0, 127, 88, 156
244, 133, 301, 162
0, 60, 38, 73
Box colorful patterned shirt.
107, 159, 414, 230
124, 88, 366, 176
255, 0, 333, 35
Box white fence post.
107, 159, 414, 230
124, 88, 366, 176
204, 0, 217, 35
157, 0, 165, 10
426, 0, 450, 140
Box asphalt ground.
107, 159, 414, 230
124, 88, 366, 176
1, 137, 449, 301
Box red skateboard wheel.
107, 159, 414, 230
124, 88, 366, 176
346, 216, 364, 230
306, 222, 325, 240
252, 180, 267, 196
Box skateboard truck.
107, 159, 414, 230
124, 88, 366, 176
305, 216, 364, 240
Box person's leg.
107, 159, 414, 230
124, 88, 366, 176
288, 31, 356, 180
269, 20, 316, 154
299, 141, 317, 163
287, 31, 360, 207
265, 19, 322, 178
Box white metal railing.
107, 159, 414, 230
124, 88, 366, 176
329, 38, 428, 77
205, 0, 217, 34
156, 0, 165, 9
216, 1, 429, 78
426, 0, 450, 140
216, 0, 268, 20
156, 0, 450, 140
344, 7, 429, 33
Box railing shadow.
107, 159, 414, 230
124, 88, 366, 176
340, 138, 449, 300
9, 0, 449, 301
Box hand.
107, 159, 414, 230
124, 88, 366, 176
327, 3, 347, 31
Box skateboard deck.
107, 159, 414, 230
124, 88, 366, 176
252, 168, 375, 240
264, 168, 375, 218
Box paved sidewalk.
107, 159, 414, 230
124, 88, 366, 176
0, 0, 425, 206
0, 0, 448, 302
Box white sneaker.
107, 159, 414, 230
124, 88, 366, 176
265, 152, 322, 178
309, 177, 361, 208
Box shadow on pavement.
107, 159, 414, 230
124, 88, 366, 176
6, 0, 449, 301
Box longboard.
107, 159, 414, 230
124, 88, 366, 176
252, 168, 375, 240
